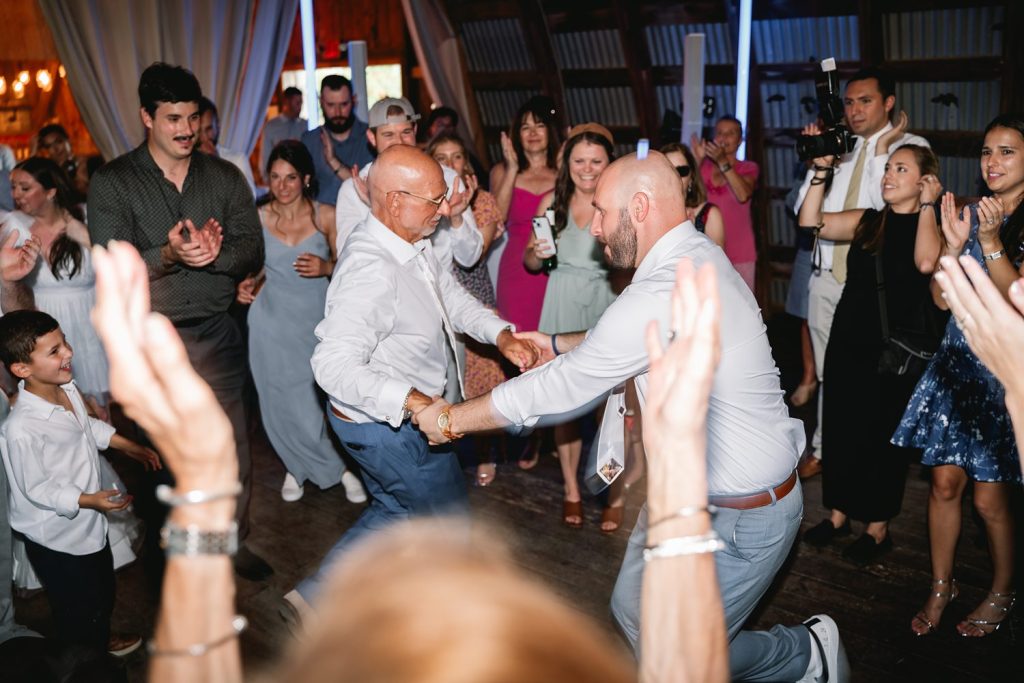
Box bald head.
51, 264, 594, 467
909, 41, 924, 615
369, 145, 450, 242
590, 151, 687, 268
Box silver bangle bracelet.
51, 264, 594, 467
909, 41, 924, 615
156, 482, 242, 507
983, 248, 1005, 262
648, 504, 719, 530
147, 615, 248, 657
643, 531, 725, 561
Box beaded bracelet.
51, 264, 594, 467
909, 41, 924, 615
156, 482, 242, 507
147, 615, 248, 657
643, 531, 725, 561
648, 504, 718, 530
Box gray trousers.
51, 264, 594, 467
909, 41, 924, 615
611, 480, 811, 682
807, 271, 845, 459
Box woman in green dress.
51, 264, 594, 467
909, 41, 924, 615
524, 124, 618, 530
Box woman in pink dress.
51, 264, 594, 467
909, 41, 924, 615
491, 96, 560, 333
693, 116, 759, 292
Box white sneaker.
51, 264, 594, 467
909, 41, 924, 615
797, 614, 850, 683
281, 473, 304, 502
341, 470, 367, 503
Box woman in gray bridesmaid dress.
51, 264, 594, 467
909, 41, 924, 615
237, 141, 366, 504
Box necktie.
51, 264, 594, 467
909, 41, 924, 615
833, 141, 869, 283
416, 250, 465, 398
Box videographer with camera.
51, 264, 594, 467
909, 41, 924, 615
797, 140, 945, 566
793, 65, 929, 481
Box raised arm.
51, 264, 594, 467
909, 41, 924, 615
930, 193, 972, 309
490, 132, 519, 219
796, 147, 865, 242
914, 174, 943, 274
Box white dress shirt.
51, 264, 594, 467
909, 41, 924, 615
491, 223, 804, 495
335, 162, 483, 270
312, 213, 510, 427
0, 381, 114, 554
794, 123, 929, 270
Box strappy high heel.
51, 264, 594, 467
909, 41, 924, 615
958, 591, 1016, 637
911, 578, 958, 636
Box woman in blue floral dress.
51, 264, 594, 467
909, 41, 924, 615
893, 113, 1024, 638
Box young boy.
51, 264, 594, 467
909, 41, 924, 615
0, 310, 160, 656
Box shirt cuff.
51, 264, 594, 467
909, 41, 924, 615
380, 378, 414, 428
56, 486, 82, 519
484, 319, 514, 346
490, 382, 538, 429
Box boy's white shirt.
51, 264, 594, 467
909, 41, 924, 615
0, 380, 114, 555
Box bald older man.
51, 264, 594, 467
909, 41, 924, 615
292, 146, 536, 604
417, 152, 849, 682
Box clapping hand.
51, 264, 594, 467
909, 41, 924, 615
934, 255, 1024, 414
167, 218, 223, 267
939, 192, 971, 255
689, 133, 706, 165
0, 230, 41, 281
500, 131, 518, 172
976, 195, 1006, 246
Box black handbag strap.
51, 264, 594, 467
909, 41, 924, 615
874, 243, 891, 343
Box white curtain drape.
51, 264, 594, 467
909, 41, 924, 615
401, 0, 486, 162
38, 0, 299, 161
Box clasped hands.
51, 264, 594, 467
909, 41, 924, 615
164, 218, 223, 268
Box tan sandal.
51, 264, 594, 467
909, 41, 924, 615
957, 591, 1016, 637
600, 505, 624, 533
911, 578, 958, 636
563, 500, 583, 528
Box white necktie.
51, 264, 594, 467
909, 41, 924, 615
416, 250, 465, 398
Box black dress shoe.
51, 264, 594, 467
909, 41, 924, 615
803, 519, 851, 547
842, 533, 892, 566
234, 545, 274, 581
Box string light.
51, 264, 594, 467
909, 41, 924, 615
16, 70, 29, 85
12, 80, 25, 99
36, 69, 53, 92
0, 77, 6, 96
58, 64, 66, 79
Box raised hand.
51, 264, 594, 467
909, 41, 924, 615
939, 192, 970, 255
0, 230, 41, 281
690, 133, 706, 164
447, 175, 474, 219
351, 165, 369, 205
500, 131, 518, 171
91, 241, 238, 501
976, 195, 1006, 246
642, 258, 721, 497
876, 110, 909, 157
918, 174, 943, 205
934, 255, 1024, 408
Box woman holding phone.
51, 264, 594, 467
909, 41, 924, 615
236, 141, 366, 505
523, 124, 618, 529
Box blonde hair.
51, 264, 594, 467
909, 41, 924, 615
271, 519, 636, 683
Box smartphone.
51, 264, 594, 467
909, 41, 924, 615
531, 216, 556, 258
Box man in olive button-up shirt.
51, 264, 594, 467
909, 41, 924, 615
87, 62, 271, 581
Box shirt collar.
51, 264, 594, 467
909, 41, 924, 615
633, 221, 697, 282
131, 140, 198, 180
363, 212, 424, 265
14, 380, 77, 420
858, 122, 893, 149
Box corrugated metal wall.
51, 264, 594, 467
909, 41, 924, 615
753, 16, 860, 64
883, 7, 1004, 60
552, 30, 626, 70
645, 23, 734, 65
461, 18, 534, 72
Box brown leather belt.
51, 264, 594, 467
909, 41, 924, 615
330, 405, 355, 422
709, 470, 798, 510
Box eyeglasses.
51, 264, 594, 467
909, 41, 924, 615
675, 165, 691, 178
390, 189, 448, 208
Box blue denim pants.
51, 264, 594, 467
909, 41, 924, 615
297, 410, 469, 603
611, 479, 810, 682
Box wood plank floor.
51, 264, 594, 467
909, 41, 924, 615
10, 313, 1024, 682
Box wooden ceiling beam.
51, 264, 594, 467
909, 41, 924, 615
612, 0, 658, 138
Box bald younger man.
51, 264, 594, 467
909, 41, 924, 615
417, 153, 849, 682
293, 146, 536, 604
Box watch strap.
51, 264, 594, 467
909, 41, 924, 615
161, 521, 239, 556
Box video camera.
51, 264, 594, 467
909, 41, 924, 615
796, 58, 855, 161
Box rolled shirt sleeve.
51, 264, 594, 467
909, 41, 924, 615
88, 418, 116, 451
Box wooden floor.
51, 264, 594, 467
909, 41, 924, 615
11, 314, 1024, 682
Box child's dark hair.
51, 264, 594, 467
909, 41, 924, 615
138, 62, 202, 117
14, 156, 84, 279
0, 310, 59, 371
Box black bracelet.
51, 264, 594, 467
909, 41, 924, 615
809, 175, 829, 186
812, 165, 834, 173
551, 334, 561, 356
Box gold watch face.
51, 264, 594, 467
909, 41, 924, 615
437, 411, 450, 430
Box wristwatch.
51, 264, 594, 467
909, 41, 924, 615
437, 407, 461, 441
161, 521, 239, 556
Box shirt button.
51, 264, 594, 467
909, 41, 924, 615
385, 415, 391, 421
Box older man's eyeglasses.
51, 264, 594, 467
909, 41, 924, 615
675, 165, 691, 178
391, 189, 448, 207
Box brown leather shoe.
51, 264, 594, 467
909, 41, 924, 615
798, 453, 823, 480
